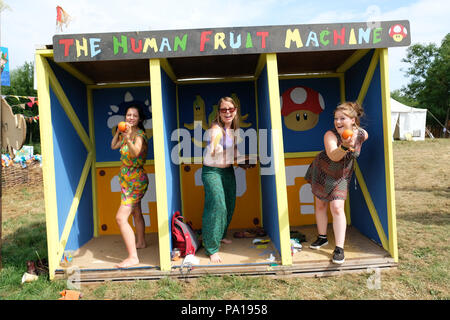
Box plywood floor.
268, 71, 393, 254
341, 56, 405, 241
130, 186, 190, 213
59, 225, 394, 281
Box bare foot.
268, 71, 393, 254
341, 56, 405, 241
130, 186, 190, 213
116, 257, 139, 268
209, 253, 222, 263
221, 238, 232, 244
136, 241, 147, 249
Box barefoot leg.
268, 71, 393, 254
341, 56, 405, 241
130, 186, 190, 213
116, 205, 140, 268
132, 204, 147, 249
209, 252, 222, 263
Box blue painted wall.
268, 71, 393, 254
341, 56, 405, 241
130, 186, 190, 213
161, 69, 182, 247
345, 50, 389, 245
48, 60, 93, 251
92, 86, 153, 162
177, 81, 257, 157
279, 77, 341, 153
257, 66, 281, 254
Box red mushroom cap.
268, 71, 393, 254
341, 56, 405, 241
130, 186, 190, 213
389, 24, 407, 37
281, 86, 325, 116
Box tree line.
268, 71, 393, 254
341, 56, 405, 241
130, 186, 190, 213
392, 33, 449, 137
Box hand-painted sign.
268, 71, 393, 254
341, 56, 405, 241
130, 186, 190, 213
53, 20, 410, 62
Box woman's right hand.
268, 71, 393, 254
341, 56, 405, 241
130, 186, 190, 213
340, 136, 355, 152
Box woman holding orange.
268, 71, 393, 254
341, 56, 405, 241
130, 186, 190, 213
111, 104, 149, 268
305, 101, 368, 264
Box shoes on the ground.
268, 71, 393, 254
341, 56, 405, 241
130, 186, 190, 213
332, 246, 345, 264
309, 236, 328, 249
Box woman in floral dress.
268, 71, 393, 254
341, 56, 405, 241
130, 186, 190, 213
111, 105, 149, 268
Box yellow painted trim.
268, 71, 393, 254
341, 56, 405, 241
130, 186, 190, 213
254, 54, 267, 78
59, 62, 95, 85
58, 152, 93, 259
36, 49, 53, 57
43, 58, 93, 153
95, 160, 155, 167
379, 48, 398, 262
35, 53, 59, 280
96, 161, 122, 168
278, 72, 341, 80
160, 58, 177, 82
356, 50, 380, 105
178, 157, 203, 164
87, 82, 150, 90
336, 49, 370, 73
354, 161, 389, 251
177, 76, 254, 85
284, 151, 321, 159
266, 53, 292, 266
87, 88, 99, 237
149, 59, 171, 272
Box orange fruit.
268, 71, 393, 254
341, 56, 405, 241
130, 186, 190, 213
118, 121, 127, 132
342, 129, 353, 139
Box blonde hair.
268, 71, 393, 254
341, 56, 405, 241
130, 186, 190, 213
213, 96, 240, 131
334, 101, 364, 127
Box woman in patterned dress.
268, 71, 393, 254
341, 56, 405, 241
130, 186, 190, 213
111, 105, 149, 268
202, 97, 240, 263
305, 102, 368, 264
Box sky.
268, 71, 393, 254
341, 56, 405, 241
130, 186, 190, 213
1, 0, 449, 90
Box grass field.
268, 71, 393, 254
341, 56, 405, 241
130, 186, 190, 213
1, 139, 449, 300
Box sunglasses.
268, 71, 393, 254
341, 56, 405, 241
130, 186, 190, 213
219, 107, 236, 113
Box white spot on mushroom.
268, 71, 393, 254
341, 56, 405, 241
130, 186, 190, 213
290, 87, 307, 105
318, 94, 325, 110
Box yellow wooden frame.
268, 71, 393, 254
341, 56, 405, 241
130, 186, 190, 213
149, 59, 171, 271
348, 48, 397, 258
357, 49, 380, 105
35, 51, 59, 280
336, 49, 370, 73
379, 48, 398, 261
36, 50, 96, 279
266, 53, 292, 266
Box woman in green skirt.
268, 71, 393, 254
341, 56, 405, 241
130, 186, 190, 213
202, 96, 240, 263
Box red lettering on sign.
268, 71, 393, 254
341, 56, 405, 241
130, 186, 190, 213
59, 38, 74, 56
333, 28, 346, 45
200, 31, 213, 51
130, 38, 143, 53
256, 31, 269, 48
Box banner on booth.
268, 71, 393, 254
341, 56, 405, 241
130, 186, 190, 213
53, 20, 411, 62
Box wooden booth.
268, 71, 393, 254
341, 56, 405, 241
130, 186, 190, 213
36, 20, 410, 281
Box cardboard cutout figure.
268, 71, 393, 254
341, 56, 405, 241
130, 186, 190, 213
1, 97, 27, 159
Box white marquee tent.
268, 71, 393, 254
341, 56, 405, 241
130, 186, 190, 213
391, 98, 428, 141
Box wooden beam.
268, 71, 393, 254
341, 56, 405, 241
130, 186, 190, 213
379, 48, 398, 262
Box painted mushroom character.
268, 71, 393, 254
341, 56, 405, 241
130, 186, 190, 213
389, 24, 407, 42
281, 86, 325, 131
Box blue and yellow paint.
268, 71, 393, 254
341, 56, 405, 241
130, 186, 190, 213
36, 44, 398, 279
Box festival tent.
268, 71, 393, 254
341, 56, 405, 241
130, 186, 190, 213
391, 98, 427, 141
